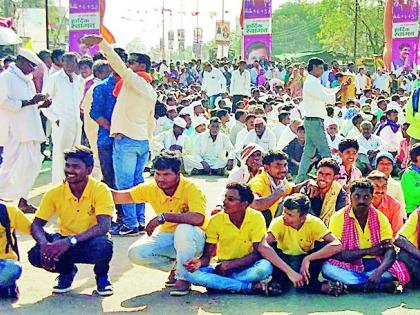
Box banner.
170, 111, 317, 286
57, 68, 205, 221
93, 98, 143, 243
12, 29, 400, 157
215, 21, 230, 44
242, 0, 272, 64
69, 0, 100, 56
178, 28, 185, 52
168, 30, 174, 50
391, 0, 418, 74
193, 27, 203, 43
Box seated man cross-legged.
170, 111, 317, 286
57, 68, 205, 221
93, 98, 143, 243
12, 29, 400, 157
112, 152, 207, 296
184, 183, 274, 295
28, 146, 114, 296
322, 179, 410, 293
258, 193, 344, 296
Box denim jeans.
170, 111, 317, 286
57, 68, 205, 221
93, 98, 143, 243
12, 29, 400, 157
0, 260, 22, 288
185, 259, 272, 293
28, 233, 113, 276
113, 136, 149, 228
322, 259, 394, 286
297, 118, 331, 182
128, 224, 205, 281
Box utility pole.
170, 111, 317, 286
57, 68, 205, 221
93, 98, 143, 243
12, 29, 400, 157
45, 0, 50, 49
353, 0, 358, 63
221, 0, 225, 58
3, 0, 10, 17
161, 0, 166, 61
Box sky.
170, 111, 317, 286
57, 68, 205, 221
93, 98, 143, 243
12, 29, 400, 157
103, 0, 286, 49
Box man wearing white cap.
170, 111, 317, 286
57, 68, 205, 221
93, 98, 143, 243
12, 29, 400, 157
154, 105, 178, 136
243, 117, 276, 152
227, 143, 264, 184
0, 48, 51, 211
154, 117, 188, 155
184, 116, 207, 155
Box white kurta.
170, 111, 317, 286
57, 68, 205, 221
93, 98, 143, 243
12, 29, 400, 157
243, 129, 277, 152
43, 69, 84, 184
153, 130, 188, 154
0, 64, 45, 200
183, 132, 235, 174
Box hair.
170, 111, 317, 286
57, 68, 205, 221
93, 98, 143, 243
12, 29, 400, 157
391, 94, 400, 102
283, 193, 311, 216
130, 53, 152, 71
226, 182, 254, 204
51, 48, 65, 63
409, 143, 420, 163
64, 145, 94, 168
385, 109, 398, 116
78, 57, 93, 69
245, 114, 256, 122
338, 139, 359, 153
367, 170, 388, 182
114, 48, 128, 63
153, 151, 182, 173
262, 149, 288, 165
235, 109, 246, 121
209, 117, 221, 125
352, 114, 363, 126
246, 41, 270, 59
3, 55, 15, 63
92, 52, 106, 61
37, 49, 51, 62
399, 43, 410, 50
350, 178, 374, 195
62, 52, 78, 62
216, 109, 228, 120
278, 111, 290, 123
317, 157, 340, 175
92, 60, 109, 77
239, 60, 247, 66
360, 120, 373, 129
307, 58, 325, 72
297, 125, 305, 133
326, 106, 334, 118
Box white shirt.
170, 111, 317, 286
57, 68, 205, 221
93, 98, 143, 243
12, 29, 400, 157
356, 73, 368, 91
377, 126, 403, 153
235, 128, 251, 151
154, 129, 188, 152
43, 69, 84, 125
195, 132, 236, 162
373, 73, 389, 92
272, 123, 288, 143
0, 64, 45, 145
326, 133, 342, 161
243, 128, 277, 152
202, 68, 227, 97
346, 126, 361, 139
301, 74, 337, 119
356, 134, 383, 155
230, 120, 245, 145
230, 69, 251, 97
277, 127, 297, 150
159, 63, 169, 75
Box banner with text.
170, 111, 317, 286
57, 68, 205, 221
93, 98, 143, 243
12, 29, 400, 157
391, 0, 418, 74
69, 0, 100, 56
242, 0, 272, 64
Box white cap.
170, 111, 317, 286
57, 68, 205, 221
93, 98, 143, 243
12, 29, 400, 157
193, 116, 207, 129
173, 117, 187, 129
17, 48, 42, 65
179, 107, 192, 116
191, 100, 202, 108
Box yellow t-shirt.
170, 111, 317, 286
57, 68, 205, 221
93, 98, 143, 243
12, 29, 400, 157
130, 176, 207, 233
0, 205, 31, 260
269, 214, 330, 255
329, 207, 393, 254
397, 210, 419, 247
248, 169, 293, 217
35, 177, 115, 236
206, 208, 266, 261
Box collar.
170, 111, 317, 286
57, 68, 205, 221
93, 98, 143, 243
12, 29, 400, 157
58, 69, 76, 81
9, 63, 33, 82
222, 208, 253, 227
64, 177, 93, 200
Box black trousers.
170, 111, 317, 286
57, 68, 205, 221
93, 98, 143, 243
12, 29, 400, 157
28, 233, 113, 276
398, 249, 420, 284
232, 95, 246, 113
272, 242, 327, 293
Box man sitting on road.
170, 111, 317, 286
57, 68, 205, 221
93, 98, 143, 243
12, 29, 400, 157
28, 146, 114, 296
184, 183, 274, 295
112, 152, 207, 296
258, 193, 344, 296
322, 179, 410, 293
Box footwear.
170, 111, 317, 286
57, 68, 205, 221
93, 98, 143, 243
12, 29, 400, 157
110, 221, 123, 235
0, 284, 20, 300
96, 275, 114, 296
138, 224, 146, 234
165, 270, 176, 288
118, 225, 141, 236
53, 266, 78, 293
169, 280, 191, 296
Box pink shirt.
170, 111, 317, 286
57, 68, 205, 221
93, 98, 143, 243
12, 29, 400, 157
337, 164, 362, 188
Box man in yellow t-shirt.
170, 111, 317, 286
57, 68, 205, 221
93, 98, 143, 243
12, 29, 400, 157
248, 149, 313, 227
112, 152, 206, 296
258, 193, 343, 295
184, 183, 274, 295
0, 203, 31, 299
28, 146, 115, 296
395, 208, 420, 285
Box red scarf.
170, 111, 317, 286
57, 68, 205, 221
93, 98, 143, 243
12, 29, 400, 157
112, 71, 152, 97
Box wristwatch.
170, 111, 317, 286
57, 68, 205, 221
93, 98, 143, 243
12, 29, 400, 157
68, 236, 78, 246
157, 213, 166, 224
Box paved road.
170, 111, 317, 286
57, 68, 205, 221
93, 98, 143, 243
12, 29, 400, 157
1, 165, 420, 315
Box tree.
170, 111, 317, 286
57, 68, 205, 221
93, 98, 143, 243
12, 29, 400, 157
126, 37, 147, 53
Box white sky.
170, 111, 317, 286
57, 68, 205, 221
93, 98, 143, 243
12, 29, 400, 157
103, 0, 286, 49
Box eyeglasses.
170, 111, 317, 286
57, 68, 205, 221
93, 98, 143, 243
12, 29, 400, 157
224, 195, 241, 202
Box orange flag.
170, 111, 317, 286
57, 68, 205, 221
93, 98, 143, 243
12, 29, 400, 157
100, 0, 115, 44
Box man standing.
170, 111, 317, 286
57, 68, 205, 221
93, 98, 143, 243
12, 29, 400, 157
230, 61, 251, 112
202, 63, 227, 109
0, 49, 50, 212
43, 52, 85, 184
297, 58, 347, 182
81, 35, 157, 236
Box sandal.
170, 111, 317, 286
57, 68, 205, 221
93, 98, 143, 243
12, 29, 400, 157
324, 280, 347, 297
258, 278, 283, 296
169, 288, 191, 296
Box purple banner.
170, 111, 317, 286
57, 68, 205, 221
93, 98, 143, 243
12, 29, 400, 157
244, 34, 272, 64
69, 0, 100, 56
244, 0, 272, 19
391, 0, 418, 73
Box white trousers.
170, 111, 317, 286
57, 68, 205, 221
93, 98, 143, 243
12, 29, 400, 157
0, 133, 43, 200
183, 155, 228, 174
51, 121, 82, 184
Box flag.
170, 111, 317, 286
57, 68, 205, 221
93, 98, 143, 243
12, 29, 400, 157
100, 0, 115, 44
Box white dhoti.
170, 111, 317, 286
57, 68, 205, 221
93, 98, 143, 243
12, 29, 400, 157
0, 132, 43, 200
51, 120, 82, 184
183, 154, 228, 174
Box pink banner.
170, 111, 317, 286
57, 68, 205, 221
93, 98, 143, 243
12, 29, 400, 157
243, 34, 272, 64
69, 0, 100, 56
391, 0, 418, 74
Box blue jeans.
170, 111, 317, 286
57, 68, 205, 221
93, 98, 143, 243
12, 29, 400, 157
185, 259, 272, 293
128, 224, 205, 281
113, 136, 149, 228
0, 260, 22, 288
322, 259, 394, 286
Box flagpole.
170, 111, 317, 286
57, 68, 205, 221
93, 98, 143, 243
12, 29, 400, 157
45, 0, 50, 49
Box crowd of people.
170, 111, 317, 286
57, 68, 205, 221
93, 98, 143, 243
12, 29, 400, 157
0, 33, 419, 302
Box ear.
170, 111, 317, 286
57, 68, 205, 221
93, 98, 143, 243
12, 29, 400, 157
86, 166, 93, 175
263, 164, 270, 173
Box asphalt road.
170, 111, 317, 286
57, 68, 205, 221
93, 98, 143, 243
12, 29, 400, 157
1, 164, 420, 315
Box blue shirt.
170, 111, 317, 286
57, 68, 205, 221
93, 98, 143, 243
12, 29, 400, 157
90, 75, 117, 148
